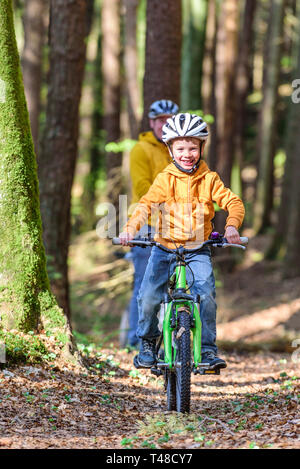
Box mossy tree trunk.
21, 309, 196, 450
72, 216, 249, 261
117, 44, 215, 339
0, 0, 68, 340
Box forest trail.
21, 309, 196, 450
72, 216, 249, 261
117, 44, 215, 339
0, 347, 299, 449
1, 232, 299, 450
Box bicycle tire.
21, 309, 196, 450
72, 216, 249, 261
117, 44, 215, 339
166, 369, 176, 411
175, 308, 191, 413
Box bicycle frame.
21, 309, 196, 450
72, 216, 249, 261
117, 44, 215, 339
112, 233, 248, 373
162, 258, 202, 370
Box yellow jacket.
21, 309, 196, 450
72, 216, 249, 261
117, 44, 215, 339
124, 160, 245, 249
130, 131, 172, 206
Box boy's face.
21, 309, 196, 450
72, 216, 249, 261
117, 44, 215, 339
171, 137, 204, 171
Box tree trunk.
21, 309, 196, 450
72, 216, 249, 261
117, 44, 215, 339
81, 32, 104, 231
215, 0, 240, 188
201, 0, 218, 169
101, 0, 122, 219
140, 0, 182, 131
38, 0, 88, 318
253, 0, 285, 234
123, 0, 140, 139
0, 0, 67, 340
281, 0, 300, 274
181, 0, 208, 111
233, 0, 257, 197
21, 0, 49, 154
212, 0, 240, 237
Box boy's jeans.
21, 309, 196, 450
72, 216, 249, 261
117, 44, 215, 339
128, 245, 152, 346
137, 245, 218, 355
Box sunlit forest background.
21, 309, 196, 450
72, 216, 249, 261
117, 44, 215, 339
2, 0, 300, 352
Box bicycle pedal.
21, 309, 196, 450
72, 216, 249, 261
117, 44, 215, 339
199, 368, 220, 375
150, 367, 163, 377
193, 366, 221, 375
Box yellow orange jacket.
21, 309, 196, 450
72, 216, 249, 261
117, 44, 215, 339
123, 160, 245, 249
129, 131, 172, 206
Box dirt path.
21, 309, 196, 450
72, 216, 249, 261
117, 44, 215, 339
0, 348, 299, 449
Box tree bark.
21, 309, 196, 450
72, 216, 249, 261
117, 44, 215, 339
253, 0, 285, 234
38, 0, 88, 318
215, 0, 240, 188
281, 0, 300, 275
201, 0, 218, 169
81, 32, 104, 231
140, 0, 182, 131
101, 0, 122, 218
181, 0, 208, 111
0, 0, 67, 339
233, 0, 257, 197
21, 0, 49, 154
123, 0, 140, 139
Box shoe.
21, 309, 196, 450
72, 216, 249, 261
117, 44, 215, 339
201, 351, 227, 369
134, 338, 156, 368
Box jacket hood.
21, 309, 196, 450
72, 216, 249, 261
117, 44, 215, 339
163, 160, 211, 180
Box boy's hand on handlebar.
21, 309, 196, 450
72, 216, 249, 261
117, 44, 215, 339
119, 231, 134, 246
224, 226, 241, 244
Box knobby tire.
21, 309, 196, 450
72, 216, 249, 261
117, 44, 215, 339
175, 309, 191, 413
166, 369, 176, 411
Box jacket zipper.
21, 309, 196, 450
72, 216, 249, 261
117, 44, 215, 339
188, 176, 193, 236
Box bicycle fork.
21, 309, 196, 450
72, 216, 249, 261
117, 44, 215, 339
162, 299, 202, 369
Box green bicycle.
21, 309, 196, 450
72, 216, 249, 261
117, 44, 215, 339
113, 232, 248, 413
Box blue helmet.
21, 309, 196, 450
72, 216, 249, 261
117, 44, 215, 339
148, 99, 179, 119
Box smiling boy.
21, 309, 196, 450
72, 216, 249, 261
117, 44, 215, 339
119, 113, 245, 369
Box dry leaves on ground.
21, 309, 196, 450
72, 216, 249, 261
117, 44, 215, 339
0, 347, 299, 450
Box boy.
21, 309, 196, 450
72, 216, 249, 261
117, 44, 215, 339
119, 113, 245, 369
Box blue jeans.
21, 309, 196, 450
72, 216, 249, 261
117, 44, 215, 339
128, 245, 152, 346
137, 246, 218, 355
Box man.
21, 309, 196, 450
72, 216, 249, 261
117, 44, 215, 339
126, 99, 179, 347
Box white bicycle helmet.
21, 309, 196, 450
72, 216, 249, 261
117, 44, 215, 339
162, 113, 209, 174
162, 113, 209, 143
148, 99, 179, 119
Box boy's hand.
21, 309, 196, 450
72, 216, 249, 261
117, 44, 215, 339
224, 226, 241, 244
119, 231, 134, 246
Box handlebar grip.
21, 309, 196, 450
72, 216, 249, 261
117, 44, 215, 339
112, 237, 121, 245
240, 237, 248, 245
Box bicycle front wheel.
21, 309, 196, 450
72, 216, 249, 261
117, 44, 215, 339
166, 369, 176, 411
175, 308, 191, 413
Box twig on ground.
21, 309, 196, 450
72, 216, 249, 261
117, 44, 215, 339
199, 415, 236, 436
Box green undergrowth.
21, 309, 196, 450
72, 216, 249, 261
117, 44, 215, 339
0, 328, 69, 366
0, 329, 49, 365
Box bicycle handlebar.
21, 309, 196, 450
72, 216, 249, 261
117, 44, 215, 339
112, 235, 248, 253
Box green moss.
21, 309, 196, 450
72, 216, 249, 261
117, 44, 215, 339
0, 329, 49, 365
0, 1, 67, 338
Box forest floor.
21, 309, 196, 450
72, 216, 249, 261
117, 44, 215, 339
0, 230, 299, 450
